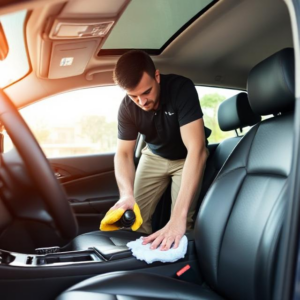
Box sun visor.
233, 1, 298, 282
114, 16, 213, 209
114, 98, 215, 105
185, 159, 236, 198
37, 0, 129, 79
48, 40, 98, 79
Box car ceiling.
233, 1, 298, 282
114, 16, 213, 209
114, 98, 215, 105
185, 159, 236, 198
1, 0, 293, 108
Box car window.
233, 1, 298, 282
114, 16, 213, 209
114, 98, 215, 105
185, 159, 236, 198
196, 86, 249, 143
4, 86, 125, 157
3, 85, 269, 155
0, 10, 29, 88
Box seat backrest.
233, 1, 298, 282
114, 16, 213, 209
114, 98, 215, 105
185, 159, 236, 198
195, 48, 295, 300
197, 93, 261, 211
158, 93, 260, 231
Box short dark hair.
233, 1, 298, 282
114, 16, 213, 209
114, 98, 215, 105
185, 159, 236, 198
113, 50, 156, 90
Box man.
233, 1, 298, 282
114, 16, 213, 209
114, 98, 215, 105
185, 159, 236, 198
111, 50, 208, 251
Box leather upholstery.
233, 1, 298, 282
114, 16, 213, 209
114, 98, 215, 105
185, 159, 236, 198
218, 92, 261, 131
196, 112, 293, 299
196, 92, 260, 218
58, 48, 295, 300
247, 48, 295, 115
57, 271, 224, 300
65, 229, 195, 259
64, 230, 142, 259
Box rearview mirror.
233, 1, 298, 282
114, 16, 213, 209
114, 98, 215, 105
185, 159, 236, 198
0, 23, 9, 61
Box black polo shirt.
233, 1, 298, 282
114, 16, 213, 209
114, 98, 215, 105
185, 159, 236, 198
118, 74, 209, 160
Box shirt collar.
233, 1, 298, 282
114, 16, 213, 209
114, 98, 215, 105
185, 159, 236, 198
156, 74, 166, 111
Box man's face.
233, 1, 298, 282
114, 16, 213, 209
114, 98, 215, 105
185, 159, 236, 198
126, 70, 160, 112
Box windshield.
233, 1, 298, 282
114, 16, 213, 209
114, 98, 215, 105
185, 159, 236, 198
0, 10, 29, 88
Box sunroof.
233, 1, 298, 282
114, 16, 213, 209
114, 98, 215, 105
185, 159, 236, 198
100, 0, 216, 55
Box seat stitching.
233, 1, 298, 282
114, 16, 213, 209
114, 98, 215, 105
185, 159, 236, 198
216, 169, 287, 183
254, 179, 288, 299
245, 122, 261, 170
216, 172, 247, 286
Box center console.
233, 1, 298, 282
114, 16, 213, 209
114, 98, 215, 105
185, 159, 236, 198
0, 230, 196, 267
0, 248, 104, 267
0, 231, 200, 300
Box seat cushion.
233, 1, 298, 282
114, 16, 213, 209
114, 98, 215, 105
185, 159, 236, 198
57, 271, 224, 300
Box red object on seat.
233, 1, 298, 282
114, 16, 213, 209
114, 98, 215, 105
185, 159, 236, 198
176, 264, 191, 276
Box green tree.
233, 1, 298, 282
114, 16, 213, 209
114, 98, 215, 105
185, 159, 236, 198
80, 115, 117, 152
200, 93, 235, 143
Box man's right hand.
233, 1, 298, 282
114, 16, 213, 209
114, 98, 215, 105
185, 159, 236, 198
113, 197, 143, 231
111, 195, 136, 211
100, 195, 143, 231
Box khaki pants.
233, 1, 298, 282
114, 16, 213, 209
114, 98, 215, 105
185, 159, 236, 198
134, 146, 206, 234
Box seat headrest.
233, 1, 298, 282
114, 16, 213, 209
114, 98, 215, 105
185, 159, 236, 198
247, 48, 295, 116
218, 92, 261, 131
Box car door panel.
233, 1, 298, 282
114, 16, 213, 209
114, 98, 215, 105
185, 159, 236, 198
49, 143, 220, 234
49, 154, 119, 234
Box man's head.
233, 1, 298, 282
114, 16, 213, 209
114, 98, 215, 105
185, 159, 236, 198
113, 50, 160, 111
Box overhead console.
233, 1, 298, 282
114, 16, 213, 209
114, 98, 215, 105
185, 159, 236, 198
38, 0, 129, 79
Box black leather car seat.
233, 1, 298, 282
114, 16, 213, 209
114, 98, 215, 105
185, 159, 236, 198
194, 92, 261, 219
58, 48, 295, 300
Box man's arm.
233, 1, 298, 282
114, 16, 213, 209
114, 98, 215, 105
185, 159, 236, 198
142, 118, 208, 250
112, 138, 137, 210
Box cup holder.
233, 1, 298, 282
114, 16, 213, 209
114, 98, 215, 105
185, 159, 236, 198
36, 249, 103, 266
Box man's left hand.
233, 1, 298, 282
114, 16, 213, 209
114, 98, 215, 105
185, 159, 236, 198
141, 219, 186, 251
